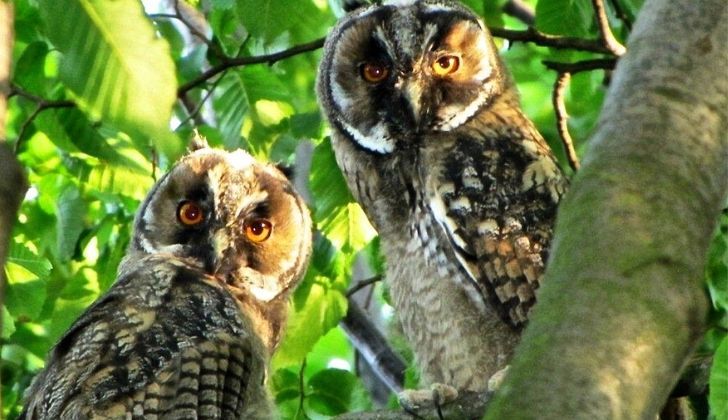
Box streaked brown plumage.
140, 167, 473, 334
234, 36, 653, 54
21, 144, 312, 419
317, 0, 567, 394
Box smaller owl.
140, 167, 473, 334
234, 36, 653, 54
20, 143, 312, 419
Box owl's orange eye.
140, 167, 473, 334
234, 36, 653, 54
432, 55, 460, 76
178, 201, 205, 226
361, 62, 389, 83
245, 219, 272, 243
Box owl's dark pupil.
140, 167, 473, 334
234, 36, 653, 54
250, 222, 264, 235
438, 57, 452, 68
178, 201, 204, 225
185, 206, 200, 220
362, 62, 388, 83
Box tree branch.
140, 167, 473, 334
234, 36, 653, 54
346, 275, 382, 297
0, 3, 29, 392
489, 27, 616, 55
591, 0, 627, 56
502, 0, 535, 26
486, 0, 727, 417
9, 85, 75, 152
552, 72, 580, 172
542, 58, 617, 74
340, 300, 406, 394
334, 390, 491, 420
177, 37, 326, 96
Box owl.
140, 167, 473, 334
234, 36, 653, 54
20, 143, 312, 419
317, 0, 567, 399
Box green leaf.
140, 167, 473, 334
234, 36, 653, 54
213, 71, 250, 149
56, 183, 86, 262
4, 264, 47, 321
7, 240, 52, 279
308, 368, 356, 415
710, 337, 728, 419
535, 0, 592, 37
3, 306, 17, 338
38, 0, 178, 154
707, 213, 728, 315
273, 277, 348, 368
236, 0, 332, 45
13, 41, 51, 95
310, 139, 376, 253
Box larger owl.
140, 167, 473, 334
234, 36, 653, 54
21, 144, 312, 419
317, 0, 567, 395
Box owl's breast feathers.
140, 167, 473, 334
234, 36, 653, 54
422, 107, 568, 328
20, 255, 269, 419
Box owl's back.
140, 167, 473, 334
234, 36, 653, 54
20, 256, 272, 419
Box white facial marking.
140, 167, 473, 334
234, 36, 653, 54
437, 90, 488, 130
340, 120, 395, 154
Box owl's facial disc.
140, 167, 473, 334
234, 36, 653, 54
133, 149, 312, 302
319, 0, 500, 154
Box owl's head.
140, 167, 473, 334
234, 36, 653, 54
317, 0, 507, 154
126, 145, 312, 303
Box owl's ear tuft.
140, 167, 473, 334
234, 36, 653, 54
188, 130, 210, 152
275, 163, 295, 181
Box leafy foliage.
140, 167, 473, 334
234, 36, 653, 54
2, 0, 725, 418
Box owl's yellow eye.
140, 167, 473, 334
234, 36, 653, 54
361, 62, 389, 83
245, 219, 272, 243
432, 55, 460, 76
178, 201, 205, 226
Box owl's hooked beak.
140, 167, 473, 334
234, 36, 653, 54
401, 80, 424, 129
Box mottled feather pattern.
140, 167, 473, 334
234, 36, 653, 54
317, 0, 568, 392
424, 100, 566, 327
21, 257, 271, 419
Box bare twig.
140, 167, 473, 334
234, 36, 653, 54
340, 300, 406, 394
489, 27, 615, 55
591, 0, 626, 56
172, 0, 225, 60
502, 0, 535, 26
296, 357, 308, 418
607, 0, 633, 31
542, 58, 617, 74
552, 72, 580, 172
9, 85, 75, 152
346, 275, 382, 297
177, 37, 326, 96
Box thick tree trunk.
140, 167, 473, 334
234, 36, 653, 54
486, 0, 728, 418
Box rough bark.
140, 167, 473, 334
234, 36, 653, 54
486, 0, 728, 418
1, 1, 28, 403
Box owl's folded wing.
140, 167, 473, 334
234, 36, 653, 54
423, 134, 565, 329
20, 261, 268, 419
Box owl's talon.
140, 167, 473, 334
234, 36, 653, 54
487, 365, 510, 392
398, 383, 458, 417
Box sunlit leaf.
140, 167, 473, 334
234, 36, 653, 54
310, 139, 376, 253
535, 0, 592, 37
236, 0, 333, 45
38, 0, 178, 153
7, 240, 52, 279
56, 183, 86, 262
710, 338, 728, 419
273, 277, 348, 368
213, 71, 250, 149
